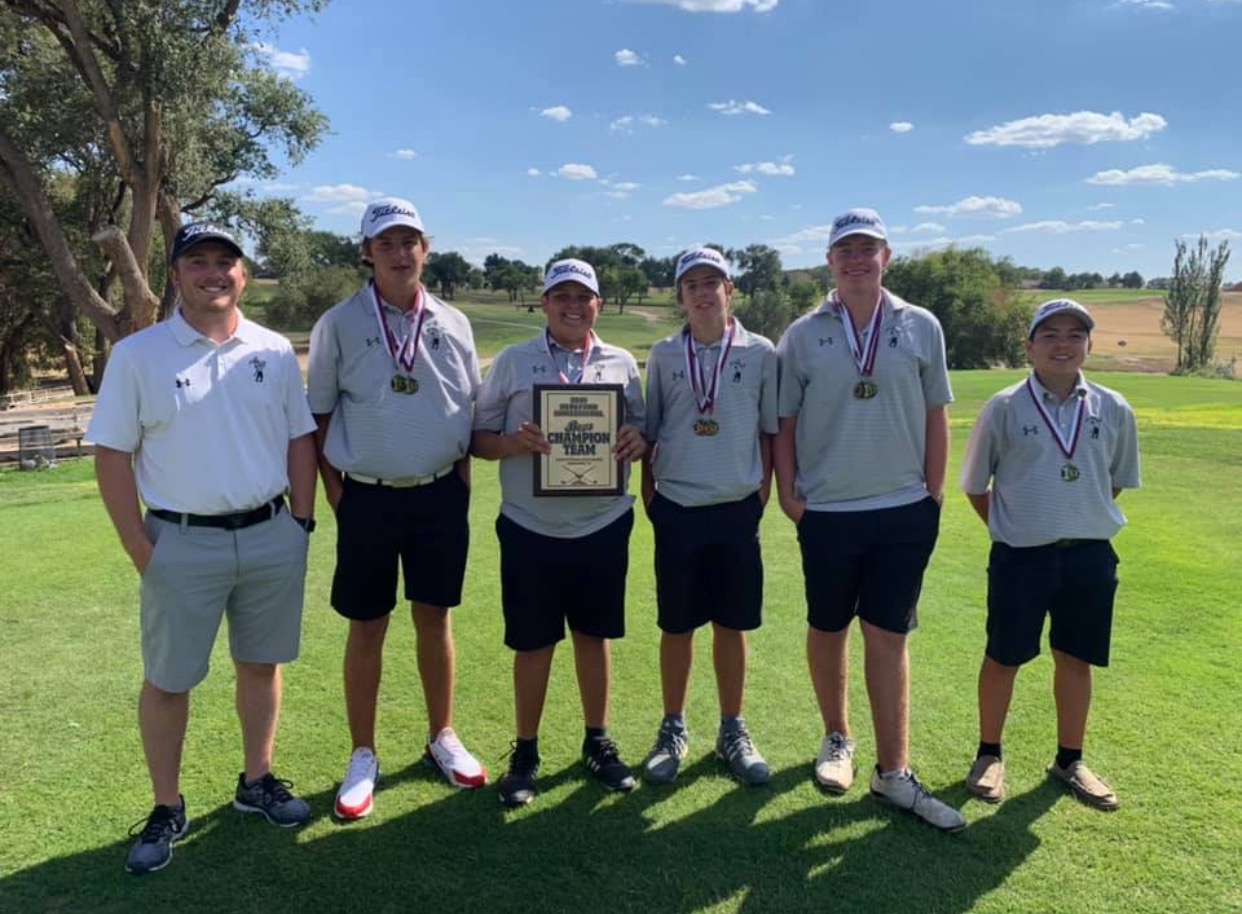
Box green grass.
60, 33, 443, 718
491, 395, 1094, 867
2, 372, 1240, 913
1037, 288, 1163, 306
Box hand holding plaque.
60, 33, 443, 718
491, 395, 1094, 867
532, 384, 626, 496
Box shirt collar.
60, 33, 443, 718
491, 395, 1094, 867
1029, 372, 1088, 405
814, 289, 905, 318
170, 307, 249, 346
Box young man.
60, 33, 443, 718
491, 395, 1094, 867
307, 198, 485, 821
472, 258, 647, 807
89, 223, 318, 874
775, 208, 965, 831
639, 247, 778, 786
961, 298, 1140, 810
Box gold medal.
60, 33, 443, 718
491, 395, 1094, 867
853, 380, 878, 400
1060, 463, 1080, 482
693, 418, 720, 437
391, 374, 419, 395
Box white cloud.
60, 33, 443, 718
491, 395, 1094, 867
251, 43, 311, 79
1000, 220, 1124, 235
915, 195, 1023, 219
771, 225, 834, 245
1189, 228, 1242, 241
1086, 163, 1240, 186
302, 183, 379, 216
388, 149, 417, 160
912, 222, 946, 233
624, 0, 778, 11
1088, 202, 1116, 210
612, 182, 641, 192
890, 121, 914, 134
965, 111, 1167, 148
557, 163, 598, 181
540, 106, 573, 122
955, 234, 998, 243
610, 114, 666, 133
1115, 0, 1176, 9
663, 180, 758, 209
604, 181, 642, 199
673, 54, 687, 65
615, 49, 644, 67
709, 99, 771, 116
676, 174, 702, 182
526, 168, 541, 177
1130, 218, 1146, 225
734, 161, 796, 176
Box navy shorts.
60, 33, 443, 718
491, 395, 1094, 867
331, 472, 470, 620
796, 497, 940, 635
649, 492, 763, 634
497, 509, 634, 652
986, 539, 1119, 668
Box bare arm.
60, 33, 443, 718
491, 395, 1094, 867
924, 404, 949, 504
287, 433, 317, 519
774, 416, 804, 524
758, 433, 774, 508
95, 445, 152, 574
640, 451, 656, 510
966, 491, 990, 525
312, 412, 344, 512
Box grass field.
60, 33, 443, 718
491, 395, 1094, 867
1, 371, 1240, 913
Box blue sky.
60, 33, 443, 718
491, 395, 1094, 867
247, 0, 1241, 282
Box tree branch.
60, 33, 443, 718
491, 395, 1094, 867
92, 226, 159, 329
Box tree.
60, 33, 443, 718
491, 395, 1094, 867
1162, 236, 1232, 373
640, 255, 675, 291
730, 244, 786, 298
424, 251, 471, 300
883, 247, 1030, 369
0, 0, 328, 368
734, 288, 802, 343
1041, 266, 1067, 290
1121, 270, 1144, 290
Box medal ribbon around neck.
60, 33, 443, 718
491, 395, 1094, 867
833, 293, 885, 379
544, 328, 595, 384
683, 321, 735, 416
371, 281, 427, 374
1025, 378, 1085, 461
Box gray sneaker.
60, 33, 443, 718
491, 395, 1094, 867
814, 732, 856, 794
715, 719, 770, 786
642, 719, 689, 784
870, 768, 966, 832
233, 773, 311, 827
124, 798, 188, 875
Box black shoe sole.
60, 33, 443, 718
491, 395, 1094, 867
232, 799, 308, 828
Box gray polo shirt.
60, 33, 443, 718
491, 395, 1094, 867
645, 319, 778, 507
777, 291, 953, 510
307, 284, 481, 479
960, 373, 1141, 547
474, 332, 645, 538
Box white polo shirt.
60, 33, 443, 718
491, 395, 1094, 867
960, 373, 1141, 547
645, 319, 778, 507
86, 309, 316, 514
307, 284, 481, 479
473, 332, 645, 538
777, 290, 953, 511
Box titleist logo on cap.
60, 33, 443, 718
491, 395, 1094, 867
368, 203, 417, 223
552, 262, 592, 280
834, 213, 880, 231
828, 208, 888, 247
675, 247, 730, 283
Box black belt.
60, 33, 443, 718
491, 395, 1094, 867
1050, 538, 1105, 548
149, 496, 284, 530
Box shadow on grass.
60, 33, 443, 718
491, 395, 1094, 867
0, 761, 1061, 914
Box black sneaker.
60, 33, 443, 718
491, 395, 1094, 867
498, 741, 541, 808
124, 797, 188, 875
233, 772, 311, 827
582, 736, 636, 793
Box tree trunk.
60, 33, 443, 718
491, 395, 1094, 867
92, 326, 108, 391
62, 337, 91, 396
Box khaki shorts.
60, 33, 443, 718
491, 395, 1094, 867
139, 509, 309, 692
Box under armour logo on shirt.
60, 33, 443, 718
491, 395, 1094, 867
365, 336, 383, 348
819, 337, 834, 347
532, 365, 548, 374
175, 377, 191, 389
672, 370, 686, 380
1022, 425, 1039, 436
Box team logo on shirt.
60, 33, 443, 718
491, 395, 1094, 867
426, 327, 442, 351
249, 357, 266, 383
730, 359, 745, 383
592, 367, 604, 382
1086, 416, 1102, 439
888, 332, 899, 348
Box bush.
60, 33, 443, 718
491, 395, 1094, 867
264, 266, 367, 330
734, 288, 803, 343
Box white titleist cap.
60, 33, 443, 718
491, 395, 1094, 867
543, 258, 600, 295
828, 208, 888, 247
361, 197, 427, 239
1029, 298, 1095, 338
675, 247, 731, 284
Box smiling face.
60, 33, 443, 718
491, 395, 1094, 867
827, 234, 890, 300
363, 226, 429, 301
171, 241, 247, 322
1027, 312, 1091, 387
542, 281, 601, 348
677, 264, 733, 340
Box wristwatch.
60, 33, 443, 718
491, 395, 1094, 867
292, 515, 316, 533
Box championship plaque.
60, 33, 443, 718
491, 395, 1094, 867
533, 384, 625, 496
